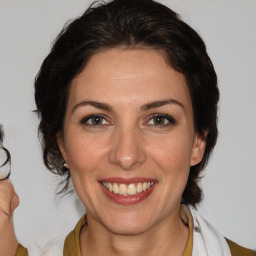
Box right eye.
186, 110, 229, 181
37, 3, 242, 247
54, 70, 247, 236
80, 115, 110, 127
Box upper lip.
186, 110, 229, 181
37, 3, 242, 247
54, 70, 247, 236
99, 177, 157, 184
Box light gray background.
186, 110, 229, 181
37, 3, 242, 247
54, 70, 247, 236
0, 0, 255, 251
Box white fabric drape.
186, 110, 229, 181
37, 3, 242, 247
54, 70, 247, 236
189, 207, 232, 256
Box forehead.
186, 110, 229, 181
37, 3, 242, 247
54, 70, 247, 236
68, 48, 191, 110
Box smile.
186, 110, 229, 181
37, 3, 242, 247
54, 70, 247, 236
101, 181, 155, 196
99, 178, 157, 205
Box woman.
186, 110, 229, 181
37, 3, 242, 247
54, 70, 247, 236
0, 0, 255, 255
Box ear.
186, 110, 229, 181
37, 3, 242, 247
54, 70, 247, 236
57, 132, 69, 168
190, 131, 208, 166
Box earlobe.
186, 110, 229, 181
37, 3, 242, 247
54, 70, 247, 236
57, 132, 68, 164
190, 132, 207, 166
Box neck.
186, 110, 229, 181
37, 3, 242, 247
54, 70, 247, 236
80, 206, 189, 256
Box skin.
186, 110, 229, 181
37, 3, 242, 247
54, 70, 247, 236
0, 180, 19, 256
58, 48, 206, 256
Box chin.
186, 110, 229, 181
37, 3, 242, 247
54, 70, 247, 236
107, 222, 150, 235
102, 212, 154, 235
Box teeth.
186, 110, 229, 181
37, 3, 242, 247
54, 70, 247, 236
119, 184, 128, 195
108, 182, 113, 192
127, 184, 136, 195
142, 182, 147, 191
137, 182, 142, 193
113, 183, 119, 194
103, 182, 108, 188
102, 181, 155, 196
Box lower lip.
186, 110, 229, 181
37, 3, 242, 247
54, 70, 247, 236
100, 183, 156, 205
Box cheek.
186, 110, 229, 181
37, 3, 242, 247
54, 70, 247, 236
65, 134, 108, 176
145, 133, 193, 206
147, 132, 193, 172
64, 135, 109, 209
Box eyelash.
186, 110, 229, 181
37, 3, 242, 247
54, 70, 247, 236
79, 114, 176, 128
146, 114, 176, 127
80, 114, 110, 127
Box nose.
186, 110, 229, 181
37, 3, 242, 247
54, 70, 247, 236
108, 126, 146, 170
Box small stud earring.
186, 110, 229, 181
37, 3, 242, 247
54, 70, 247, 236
63, 162, 69, 169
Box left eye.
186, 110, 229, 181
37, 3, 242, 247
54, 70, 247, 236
147, 114, 176, 126
80, 115, 110, 126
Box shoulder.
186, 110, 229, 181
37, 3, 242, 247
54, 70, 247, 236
16, 244, 28, 256
64, 215, 86, 256
225, 238, 256, 256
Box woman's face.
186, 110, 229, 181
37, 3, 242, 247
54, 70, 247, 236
59, 48, 206, 234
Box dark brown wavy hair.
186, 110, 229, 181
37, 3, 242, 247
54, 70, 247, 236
35, 0, 219, 207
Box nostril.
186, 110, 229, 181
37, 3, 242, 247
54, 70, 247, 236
109, 153, 145, 170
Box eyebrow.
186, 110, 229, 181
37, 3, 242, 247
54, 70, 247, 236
141, 99, 185, 111
72, 101, 113, 114
71, 99, 185, 114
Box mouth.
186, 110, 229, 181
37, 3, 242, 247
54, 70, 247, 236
101, 181, 155, 196
99, 178, 157, 205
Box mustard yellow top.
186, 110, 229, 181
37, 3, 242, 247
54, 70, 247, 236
16, 205, 256, 256
16, 205, 193, 256
64, 205, 194, 256
16, 244, 28, 255
226, 239, 256, 256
